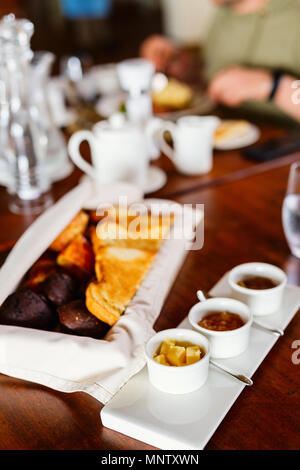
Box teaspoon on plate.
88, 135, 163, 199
209, 360, 253, 387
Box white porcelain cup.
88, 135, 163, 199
156, 115, 220, 175
228, 262, 287, 317
145, 328, 210, 395
68, 119, 148, 189
188, 298, 252, 359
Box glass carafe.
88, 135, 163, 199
0, 14, 52, 214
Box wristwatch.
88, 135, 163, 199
268, 70, 283, 101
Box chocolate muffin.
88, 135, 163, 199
41, 272, 78, 307
0, 288, 56, 330
58, 299, 109, 339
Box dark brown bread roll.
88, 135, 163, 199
0, 289, 56, 330
41, 272, 78, 307
58, 299, 109, 339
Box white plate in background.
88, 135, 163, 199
214, 123, 260, 151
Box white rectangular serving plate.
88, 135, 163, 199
101, 273, 300, 450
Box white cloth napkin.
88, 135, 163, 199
0, 186, 202, 404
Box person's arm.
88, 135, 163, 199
208, 66, 300, 122
274, 75, 300, 122
140, 35, 177, 72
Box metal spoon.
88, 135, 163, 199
197, 290, 284, 336
251, 322, 284, 337
210, 360, 253, 386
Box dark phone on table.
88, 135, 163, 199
243, 134, 300, 162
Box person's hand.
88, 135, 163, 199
208, 66, 273, 106
140, 34, 177, 72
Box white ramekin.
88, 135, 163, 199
145, 328, 210, 394
188, 298, 252, 359
228, 262, 287, 317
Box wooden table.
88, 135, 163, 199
0, 123, 300, 450
1, 121, 299, 251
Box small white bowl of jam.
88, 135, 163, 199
188, 298, 252, 359
145, 328, 210, 394
228, 262, 287, 316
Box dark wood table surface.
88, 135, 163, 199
0, 122, 300, 450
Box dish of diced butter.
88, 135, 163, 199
153, 338, 205, 367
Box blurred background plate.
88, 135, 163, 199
96, 90, 214, 121
214, 124, 260, 151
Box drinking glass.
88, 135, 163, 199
282, 162, 300, 258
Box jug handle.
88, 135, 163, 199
155, 121, 177, 162
68, 130, 97, 179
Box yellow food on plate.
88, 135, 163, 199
152, 79, 193, 110
214, 120, 251, 145
153, 338, 204, 367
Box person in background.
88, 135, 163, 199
141, 0, 300, 122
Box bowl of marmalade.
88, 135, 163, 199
188, 298, 252, 359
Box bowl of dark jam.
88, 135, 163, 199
229, 263, 287, 317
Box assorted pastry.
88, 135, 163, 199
152, 78, 193, 114
214, 120, 251, 146
0, 207, 173, 339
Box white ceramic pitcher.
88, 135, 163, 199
156, 115, 220, 175
68, 117, 148, 189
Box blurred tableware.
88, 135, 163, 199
0, 14, 51, 214
60, 55, 83, 84
96, 89, 214, 121
228, 263, 287, 317
68, 116, 148, 190
80, 165, 166, 197
96, 91, 127, 118
144, 166, 167, 194
117, 58, 154, 125
145, 116, 166, 160
189, 295, 252, 359
31, 51, 73, 182
60, 55, 83, 107
214, 120, 260, 150
79, 175, 143, 210
157, 115, 220, 175
78, 64, 120, 101
282, 162, 300, 258
145, 328, 210, 394
47, 77, 77, 128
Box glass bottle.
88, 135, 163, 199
0, 14, 52, 214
